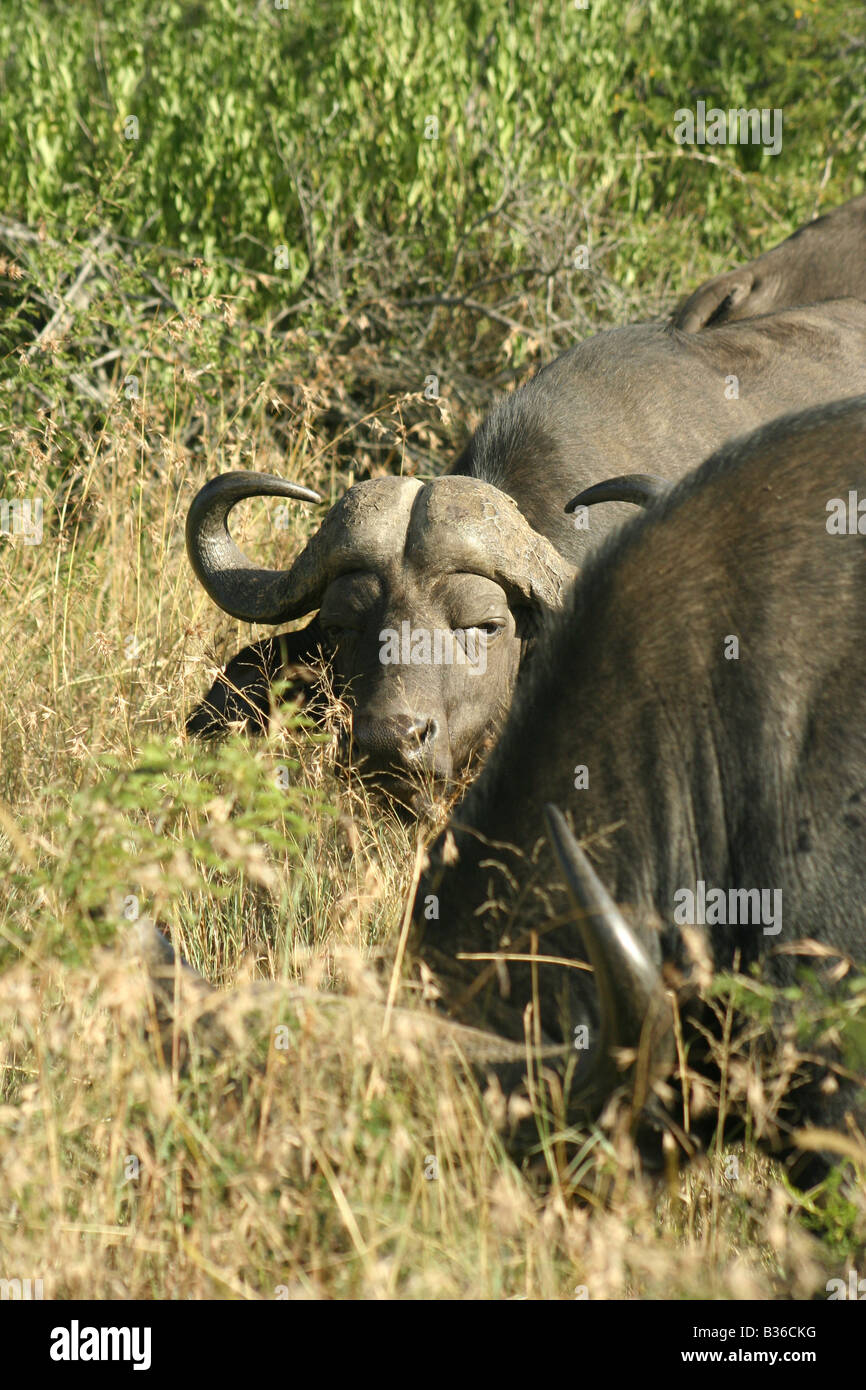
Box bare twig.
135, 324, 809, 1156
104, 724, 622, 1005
399, 293, 547, 341
26, 229, 108, 359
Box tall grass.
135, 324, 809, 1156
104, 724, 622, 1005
0, 0, 863, 1299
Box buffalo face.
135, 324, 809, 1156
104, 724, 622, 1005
186, 471, 573, 795
322, 568, 525, 787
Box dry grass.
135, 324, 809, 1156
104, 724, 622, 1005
1, 285, 864, 1302
0, 935, 855, 1301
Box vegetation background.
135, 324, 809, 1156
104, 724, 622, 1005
0, 0, 864, 1299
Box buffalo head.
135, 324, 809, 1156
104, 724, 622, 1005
186, 471, 574, 793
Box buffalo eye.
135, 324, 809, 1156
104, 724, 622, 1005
460, 619, 505, 640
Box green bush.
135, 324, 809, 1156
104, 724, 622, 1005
2, 0, 862, 312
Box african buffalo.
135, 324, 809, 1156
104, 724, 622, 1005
412, 395, 866, 1174
674, 193, 866, 331
186, 299, 866, 797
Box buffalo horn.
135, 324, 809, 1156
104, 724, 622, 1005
186, 471, 333, 624
544, 804, 673, 1111
565, 474, 670, 512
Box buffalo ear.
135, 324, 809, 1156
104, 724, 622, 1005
672, 268, 755, 331
511, 598, 553, 665
186, 619, 327, 738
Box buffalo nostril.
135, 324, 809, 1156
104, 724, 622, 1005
400, 717, 438, 761
351, 713, 441, 771
407, 717, 436, 747
347, 712, 452, 793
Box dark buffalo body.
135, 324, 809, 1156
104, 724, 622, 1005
452, 297, 866, 561
413, 396, 866, 1165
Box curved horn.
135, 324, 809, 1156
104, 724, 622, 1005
186, 472, 326, 624
408, 476, 576, 611
544, 804, 673, 1111
565, 474, 670, 513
